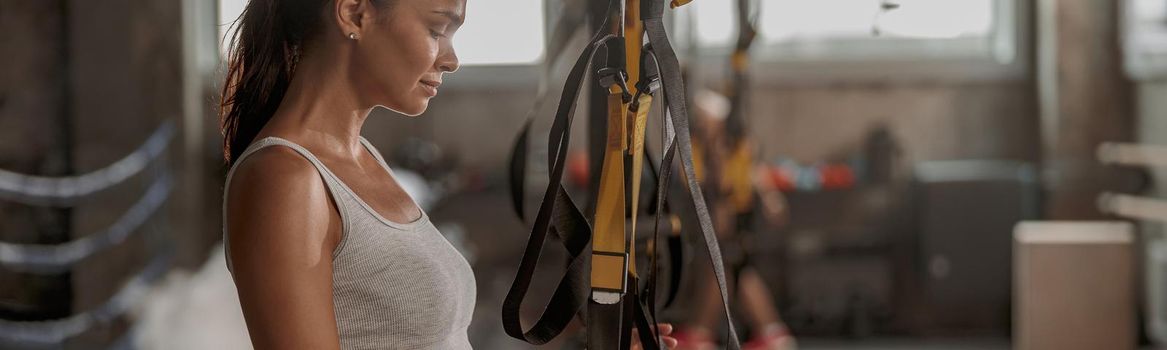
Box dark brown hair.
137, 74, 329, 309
219, 0, 390, 166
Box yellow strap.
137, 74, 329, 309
621, 0, 641, 153
670, 0, 693, 9
731, 51, 750, 72
725, 140, 755, 213
591, 86, 629, 296
626, 93, 652, 275
625, 1, 643, 95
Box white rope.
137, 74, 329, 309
0, 121, 175, 204
0, 173, 173, 273
1098, 142, 1167, 168
0, 249, 171, 346
1098, 192, 1167, 223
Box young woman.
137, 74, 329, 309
219, 0, 675, 349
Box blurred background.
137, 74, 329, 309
0, 0, 1163, 349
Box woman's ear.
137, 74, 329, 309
334, 0, 370, 39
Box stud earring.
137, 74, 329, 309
348, 32, 358, 40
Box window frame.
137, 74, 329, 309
1122, 0, 1167, 81
679, 0, 1030, 86
372, 0, 1031, 89
212, 0, 549, 90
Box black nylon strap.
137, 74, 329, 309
588, 23, 633, 349
504, 1, 743, 348
502, 186, 592, 344
500, 21, 619, 343
597, 275, 659, 350
621, 290, 635, 350
642, 0, 743, 348
508, 119, 532, 222
652, 92, 685, 309
633, 293, 661, 350
508, 0, 592, 223
665, 234, 683, 307
588, 301, 624, 349
639, 47, 670, 349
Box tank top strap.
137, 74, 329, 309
228, 137, 352, 202
357, 136, 394, 175
222, 136, 355, 271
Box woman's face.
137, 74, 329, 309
351, 0, 464, 116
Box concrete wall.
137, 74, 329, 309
0, 0, 75, 321
1038, 0, 1135, 220
362, 86, 541, 179
751, 82, 1039, 165
68, 0, 186, 346
0, 0, 192, 347
361, 80, 1039, 179
1137, 82, 1167, 197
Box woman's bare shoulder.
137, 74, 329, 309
226, 145, 337, 267
225, 145, 343, 349
230, 144, 324, 194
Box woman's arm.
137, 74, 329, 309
226, 147, 344, 350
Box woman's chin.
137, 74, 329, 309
404, 101, 429, 116
380, 101, 428, 117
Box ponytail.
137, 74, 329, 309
219, 0, 396, 166
219, 0, 324, 166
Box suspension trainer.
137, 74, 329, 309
502, 0, 743, 348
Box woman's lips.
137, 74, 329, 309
420, 80, 440, 97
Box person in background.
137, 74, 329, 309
673, 89, 797, 350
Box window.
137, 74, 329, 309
454, 0, 545, 66
216, 0, 545, 66
217, 0, 245, 57
1124, 0, 1167, 80
695, 0, 994, 46
678, 0, 1024, 82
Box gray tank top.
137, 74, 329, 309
222, 136, 476, 349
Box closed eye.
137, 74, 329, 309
427, 9, 462, 41
431, 9, 465, 27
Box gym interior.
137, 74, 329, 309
0, 0, 1160, 349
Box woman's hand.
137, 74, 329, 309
631, 323, 678, 350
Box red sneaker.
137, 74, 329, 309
671, 327, 717, 350
743, 324, 797, 350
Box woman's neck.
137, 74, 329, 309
265, 49, 372, 159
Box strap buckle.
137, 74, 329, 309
635, 74, 661, 97
596, 67, 634, 103
635, 45, 662, 97
591, 251, 630, 304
